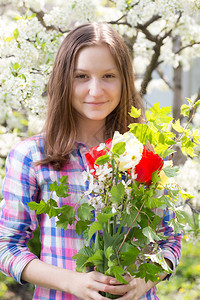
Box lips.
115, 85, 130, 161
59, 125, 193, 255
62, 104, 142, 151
85, 101, 107, 105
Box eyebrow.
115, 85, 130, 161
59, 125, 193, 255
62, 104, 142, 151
74, 68, 119, 72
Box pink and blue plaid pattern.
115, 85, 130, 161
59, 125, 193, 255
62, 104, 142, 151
0, 135, 181, 300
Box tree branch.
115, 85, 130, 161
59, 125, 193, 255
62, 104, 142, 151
29, 8, 70, 33
140, 40, 163, 96
139, 12, 182, 96
156, 67, 173, 90
30, 9, 59, 31
175, 41, 200, 54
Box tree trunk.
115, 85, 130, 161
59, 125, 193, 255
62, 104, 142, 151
172, 35, 187, 165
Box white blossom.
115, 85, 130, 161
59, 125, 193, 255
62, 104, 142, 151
112, 131, 143, 172
0, 133, 21, 157
176, 158, 200, 208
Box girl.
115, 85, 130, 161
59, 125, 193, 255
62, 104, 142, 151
0, 23, 181, 300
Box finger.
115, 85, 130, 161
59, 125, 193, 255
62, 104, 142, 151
89, 271, 118, 285
109, 274, 132, 286
103, 283, 131, 295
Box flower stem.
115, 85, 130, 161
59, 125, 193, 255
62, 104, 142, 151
116, 199, 145, 256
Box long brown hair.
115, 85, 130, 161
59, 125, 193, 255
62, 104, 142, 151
39, 22, 144, 170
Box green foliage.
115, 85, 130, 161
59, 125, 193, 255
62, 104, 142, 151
27, 101, 200, 288
129, 99, 200, 159
110, 182, 125, 203
27, 225, 41, 258
95, 154, 110, 165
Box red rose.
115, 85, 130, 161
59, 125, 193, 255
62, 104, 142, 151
85, 139, 112, 172
135, 147, 164, 185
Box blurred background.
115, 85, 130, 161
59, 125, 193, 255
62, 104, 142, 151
0, 0, 200, 299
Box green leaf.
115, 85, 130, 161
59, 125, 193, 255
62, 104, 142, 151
87, 249, 104, 266
97, 213, 115, 224
95, 154, 110, 165
120, 243, 139, 266
112, 142, 126, 155
186, 97, 193, 104
136, 263, 163, 282
59, 175, 69, 185
144, 252, 173, 274
13, 28, 19, 39
14, 15, 23, 20
72, 253, 89, 270
49, 198, 58, 207
94, 231, 103, 252
126, 264, 137, 276
105, 246, 115, 260
12, 62, 20, 71
88, 221, 102, 240
181, 104, 190, 117
76, 220, 91, 236
171, 119, 184, 133
77, 203, 93, 221
168, 188, 179, 199
194, 99, 200, 108
168, 218, 184, 234
142, 226, 161, 243
28, 13, 36, 19
110, 182, 125, 204
60, 205, 74, 221
56, 217, 69, 231
19, 74, 26, 81
163, 165, 179, 177
151, 171, 161, 185
49, 179, 70, 198
148, 103, 172, 123
28, 199, 49, 215
120, 209, 141, 227
4, 36, 15, 42
145, 196, 164, 209
162, 148, 176, 158
180, 190, 194, 200
192, 129, 200, 144
110, 266, 128, 284
129, 123, 154, 145
72, 247, 94, 270
56, 205, 75, 230
129, 106, 141, 118
175, 207, 193, 226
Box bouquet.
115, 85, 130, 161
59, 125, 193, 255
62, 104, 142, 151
29, 100, 200, 298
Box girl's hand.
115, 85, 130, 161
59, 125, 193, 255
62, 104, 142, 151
68, 270, 120, 300
103, 275, 157, 300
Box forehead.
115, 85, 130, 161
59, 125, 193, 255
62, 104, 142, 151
74, 45, 118, 70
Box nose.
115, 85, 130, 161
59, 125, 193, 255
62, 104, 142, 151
89, 78, 104, 97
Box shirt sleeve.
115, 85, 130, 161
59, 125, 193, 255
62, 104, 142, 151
156, 207, 182, 279
0, 140, 40, 284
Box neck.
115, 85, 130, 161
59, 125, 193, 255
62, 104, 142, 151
76, 119, 106, 148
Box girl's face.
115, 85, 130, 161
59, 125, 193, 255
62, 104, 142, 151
72, 45, 122, 125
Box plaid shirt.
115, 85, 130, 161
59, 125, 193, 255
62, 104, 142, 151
0, 134, 182, 300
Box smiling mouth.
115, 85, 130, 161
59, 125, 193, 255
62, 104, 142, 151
85, 102, 106, 105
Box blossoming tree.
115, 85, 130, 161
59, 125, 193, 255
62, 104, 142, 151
0, 0, 200, 214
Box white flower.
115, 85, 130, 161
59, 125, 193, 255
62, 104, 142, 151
95, 164, 112, 181
82, 170, 95, 195
126, 203, 132, 215
112, 131, 144, 171
112, 205, 117, 214
0, 133, 21, 157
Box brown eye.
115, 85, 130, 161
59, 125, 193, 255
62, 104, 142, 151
104, 74, 115, 78
75, 74, 88, 79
